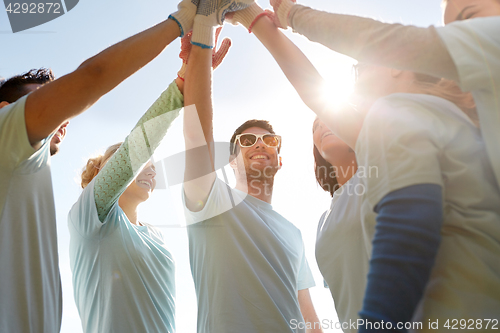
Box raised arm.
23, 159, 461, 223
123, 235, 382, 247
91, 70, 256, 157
25, 17, 183, 149
183, 40, 217, 212
228, 5, 363, 147
182, 0, 237, 212
271, 1, 459, 82
298, 289, 323, 333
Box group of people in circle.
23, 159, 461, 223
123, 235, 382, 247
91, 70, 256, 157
1, 0, 499, 332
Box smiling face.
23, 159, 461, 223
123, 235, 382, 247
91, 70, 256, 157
122, 161, 157, 203
312, 118, 353, 164
443, 0, 500, 24
231, 126, 282, 181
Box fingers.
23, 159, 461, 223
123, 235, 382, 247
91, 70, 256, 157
179, 31, 193, 62
212, 37, 232, 70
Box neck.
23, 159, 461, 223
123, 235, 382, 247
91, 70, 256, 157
118, 196, 140, 225
235, 176, 274, 204
327, 154, 358, 187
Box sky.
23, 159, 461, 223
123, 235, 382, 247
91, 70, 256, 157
1, 1, 443, 332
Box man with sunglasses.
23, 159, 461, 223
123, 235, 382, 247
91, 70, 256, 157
182, 8, 320, 332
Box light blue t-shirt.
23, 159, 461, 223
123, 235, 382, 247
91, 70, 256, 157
0, 95, 62, 333
184, 178, 316, 333
68, 180, 176, 333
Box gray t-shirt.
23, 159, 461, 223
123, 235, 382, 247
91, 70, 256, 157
0, 95, 62, 332
183, 178, 315, 333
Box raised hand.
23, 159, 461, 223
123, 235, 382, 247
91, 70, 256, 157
269, 0, 296, 29
192, 0, 255, 48
169, 0, 199, 37
178, 27, 232, 80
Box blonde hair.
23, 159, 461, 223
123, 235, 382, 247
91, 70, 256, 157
412, 73, 479, 127
81, 143, 122, 189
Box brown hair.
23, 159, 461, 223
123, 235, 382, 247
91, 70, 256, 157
81, 143, 122, 189
413, 73, 479, 126
313, 142, 339, 197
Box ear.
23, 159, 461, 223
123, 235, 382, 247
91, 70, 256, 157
0, 101, 10, 109
390, 68, 404, 78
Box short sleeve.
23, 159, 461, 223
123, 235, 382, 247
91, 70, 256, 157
0, 96, 36, 170
297, 241, 316, 290
182, 177, 245, 225
436, 17, 500, 92
68, 180, 117, 238
355, 94, 445, 211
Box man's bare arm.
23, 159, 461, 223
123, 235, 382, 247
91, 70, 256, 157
25, 18, 181, 147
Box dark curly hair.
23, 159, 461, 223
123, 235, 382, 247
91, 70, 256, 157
0, 68, 55, 103
229, 119, 281, 155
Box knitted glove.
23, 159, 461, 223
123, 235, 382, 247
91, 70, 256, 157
169, 0, 199, 37
178, 27, 232, 80
269, 0, 295, 29
225, 2, 270, 33
192, 0, 255, 48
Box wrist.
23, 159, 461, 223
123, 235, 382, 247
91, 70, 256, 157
276, 0, 296, 28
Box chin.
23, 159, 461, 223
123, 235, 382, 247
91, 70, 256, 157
138, 191, 152, 202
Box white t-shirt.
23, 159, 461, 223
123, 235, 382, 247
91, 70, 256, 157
355, 93, 500, 328
68, 180, 176, 333
437, 16, 500, 188
0, 95, 62, 332
183, 178, 316, 333
315, 172, 376, 332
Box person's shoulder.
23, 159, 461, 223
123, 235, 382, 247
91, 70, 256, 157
274, 209, 303, 237
371, 93, 458, 120
365, 93, 432, 125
